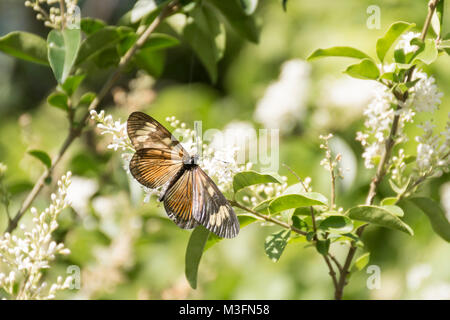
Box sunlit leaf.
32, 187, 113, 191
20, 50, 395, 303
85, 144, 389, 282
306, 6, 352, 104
376, 21, 414, 62
409, 197, 450, 242
307, 46, 371, 61
0, 31, 49, 65
28, 150, 52, 169
233, 171, 281, 194
344, 58, 380, 80
347, 205, 414, 236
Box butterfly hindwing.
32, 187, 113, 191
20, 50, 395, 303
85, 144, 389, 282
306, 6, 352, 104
163, 168, 198, 230
192, 167, 240, 238
127, 111, 187, 159
129, 148, 184, 189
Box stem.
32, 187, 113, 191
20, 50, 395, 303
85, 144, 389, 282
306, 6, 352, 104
59, 0, 66, 29
334, 0, 440, 300
5, 1, 180, 234
228, 200, 307, 236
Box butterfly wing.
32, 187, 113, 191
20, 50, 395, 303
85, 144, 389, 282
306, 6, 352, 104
127, 111, 188, 159
192, 167, 239, 238
163, 168, 198, 229
129, 148, 184, 190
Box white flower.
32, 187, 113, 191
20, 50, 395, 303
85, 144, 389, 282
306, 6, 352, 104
90, 110, 134, 152
0, 172, 73, 299
254, 59, 310, 132
407, 71, 443, 113
395, 32, 421, 54
66, 176, 98, 217
25, 0, 79, 29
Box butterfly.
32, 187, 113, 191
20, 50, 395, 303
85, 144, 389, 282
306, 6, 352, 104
127, 111, 240, 238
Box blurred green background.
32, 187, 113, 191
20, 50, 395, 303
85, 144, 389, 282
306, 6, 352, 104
0, 0, 449, 299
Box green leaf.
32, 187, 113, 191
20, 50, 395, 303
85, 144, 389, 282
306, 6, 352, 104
28, 150, 52, 169
307, 46, 371, 61
239, 0, 258, 15
47, 29, 81, 83
76, 26, 133, 66
208, 0, 260, 43
78, 92, 96, 106
353, 252, 370, 271
376, 21, 414, 62
0, 31, 49, 65
394, 48, 406, 63
315, 239, 330, 255
61, 74, 85, 96
409, 197, 450, 242
344, 58, 380, 80
319, 214, 354, 234
264, 229, 291, 262
142, 33, 180, 51
431, 0, 444, 37
413, 38, 438, 65
347, 205, 414, 236
130, 0, 170, 23
292, 215, 308, 231
268, 193, 328, 213
168, 5, 226, 82
382, 205, 404, 217
233, 171, 281, 194
381, 197, 398, 206
80, 18, 107, 35
185, 225, 210, 289
47, 92, 69, 111
135, 48, 166, 77
204, 215, 258, 251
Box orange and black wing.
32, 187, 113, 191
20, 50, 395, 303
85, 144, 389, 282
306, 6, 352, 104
163, 169, 198, 229
127, 111, 187, 160
192, 167, 239, 238
129, 148, 184, 190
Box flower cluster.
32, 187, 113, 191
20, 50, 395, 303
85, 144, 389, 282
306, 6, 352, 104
415, 119, 450, 178
0, 172, 73, 299
25, 0, 79, 29
90, 110, 134, 152
254, 59, 310, 133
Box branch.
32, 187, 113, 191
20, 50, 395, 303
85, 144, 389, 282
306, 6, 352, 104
228, 200, 307, 236
334, 0, 440, 300
5, 1, 180, 234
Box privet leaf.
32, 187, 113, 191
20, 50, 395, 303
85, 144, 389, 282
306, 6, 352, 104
354, 252, 370, 271
47, 92, 69, 111
233, 171, 281, 194
409, 197, 450, 242
344, 58, 380, 80
185, 225, 210, 289
47, 29, 81, 83
61, 74, 85, 96
307, 46, 371, 61
264, 229, 291, 262
376, 21, 414, 62
130, 0, 170, 23
267, 193, 328, 213
319, 214, 354, 234
347, 205, 414, 236
0, 31, 49, 65
28, 150, 52, 169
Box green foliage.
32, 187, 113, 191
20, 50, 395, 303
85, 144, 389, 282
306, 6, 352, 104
80, 18, 107, 35
27, 150, 52, 169
185, 225, 210, 289
353, 252, 370, 271
47, 29, 81, 84
347, 205, 414, 236
376, 21, 414, 63
409, 197, 450, 242
254, 192, 328, 214
47, 92, 69, 111
318, 214, 353, 234
130, 0, 170, 23
233, 171, 281, 193
307, 46, 371, 60
0, 31, 49, 65
344, 58, 380, 80
264, 229, 291, 262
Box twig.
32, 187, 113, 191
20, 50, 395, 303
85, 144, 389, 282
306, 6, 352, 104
5, 1, 180, 234
228, 200, 307, 236
59, 0, 66, 29
334, 0, 440, 300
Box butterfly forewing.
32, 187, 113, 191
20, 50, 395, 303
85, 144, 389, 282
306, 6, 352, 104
129, 148, 184, 189
192, 167, 240, 238
163, 168, 198, 230
127, 111, 188, 160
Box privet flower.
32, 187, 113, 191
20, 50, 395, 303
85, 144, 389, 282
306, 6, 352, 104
25, 0, 79, 29
0, 172, 73, 299
254, 59, 310, 133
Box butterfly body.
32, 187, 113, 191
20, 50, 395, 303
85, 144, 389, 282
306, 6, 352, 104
127, 112, 239, 238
